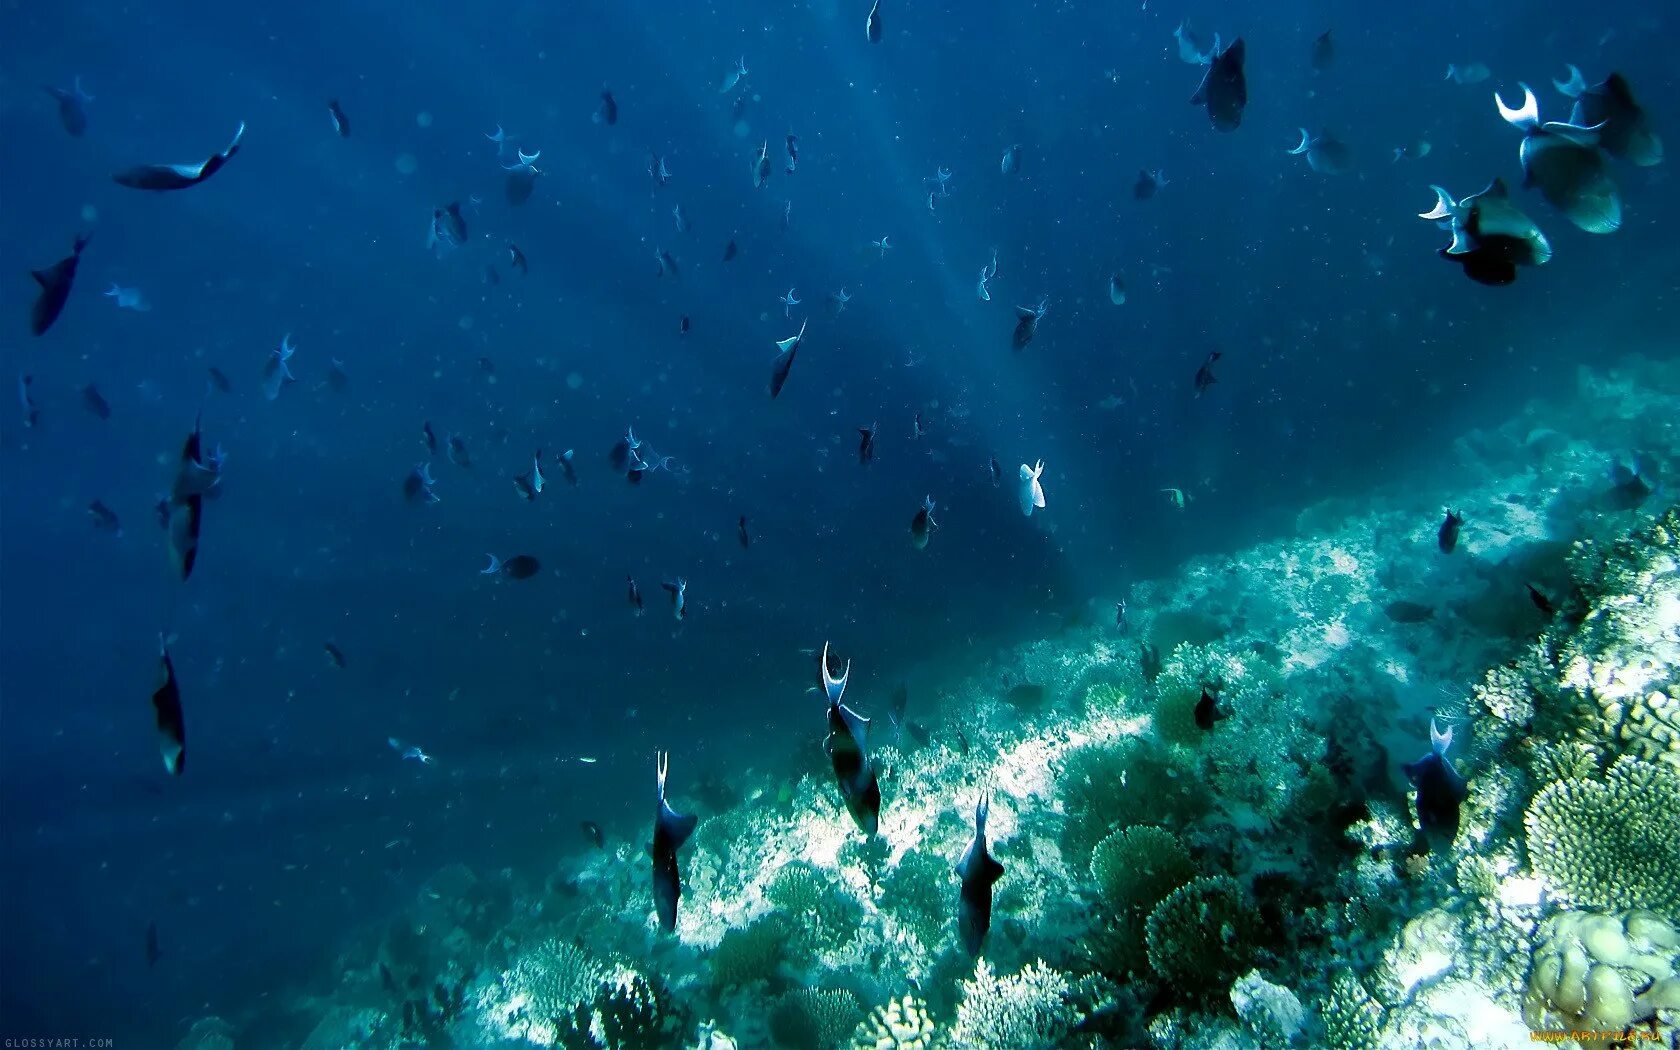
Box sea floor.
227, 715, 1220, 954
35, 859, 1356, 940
187, 355, 1680, 1050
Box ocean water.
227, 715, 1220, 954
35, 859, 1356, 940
2, 0, 1676, 1047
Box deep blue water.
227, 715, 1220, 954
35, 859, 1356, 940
1, 0, 1675, 1042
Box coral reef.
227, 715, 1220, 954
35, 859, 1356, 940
1524, 755, 1680, 914
949, 959, 1073, 1050
770, 988, 864, 1050
850, 994, 939, 1050
1524, 910, 1680, 1033
1143, 876, 1264, 994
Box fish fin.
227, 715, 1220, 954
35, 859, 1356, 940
30, 270, 49, 288
659, 803, 698, 850
1495, 84, 1540, 130
1602, 72, 1637, 106
1541, 120, 1603, 146
1401, 756, 1428, 787
1430, 718, 1454, 756
983, 853, 1006, 883
481, 554, 501, 575
1190, 69, 1209, 106
838, 703, 872, 748
1287, 128, 1311, 155
1552, 64, 1586, 99
1418, 185, 1457, 220
775, 335, 799, 353
1015, 306, 1038, 320
1443, 228, 1474, 255
1480, 177, 1512, 200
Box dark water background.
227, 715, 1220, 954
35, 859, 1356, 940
1, 0, 1674, 1041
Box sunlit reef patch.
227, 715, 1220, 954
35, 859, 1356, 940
195, 357, 1680, 1049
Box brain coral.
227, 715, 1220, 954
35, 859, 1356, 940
1523, 909, 1680, 1037
1524, 755, 1680, 914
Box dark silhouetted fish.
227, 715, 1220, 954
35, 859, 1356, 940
403, 463, 440, 505
18, 374, 38, 428
430, 202, 467, 250
752, 140, 772, 189
769, 319, 806, 398
422, 421, 438, 456
482, 554, 540, 580
1437, 510, 1464, 553
1191, 38, 1247, 131
206, 367, 231, 394
737, 515, 750, 549
507, 243, 528, 275
627, 575, 644, 614
327, 99, 350, 137
1193, 686, 1229, 730
785, 134, 799, 174
651, 751, 698, 934
152, 640, 186, 775
30, 233, 90, 336
820, 642, 882, 835
866, 0, 882, 43
1311, 30, 1333, 71
326, 358, 348, 392
582, 820, 605, 848
504, 150, 541, 206
323, 642, 346, 669
1609, 459, 1653, 510
145, 921, 162, 966
557, 449, 577, 486
596, 88, 618, 126
1554, 66, 1662, 167
955, 794, 1005, 955
1287, 128, 1353, 174
722, 236, 739, 262
44, 78, 93, 137
887, 683, 909, 735
1194, 350, 1221, 394
680, 315, 690, 337
989, 455, 1002, 486
447, 433, 471, 468
909, 495, 937, 550
1383, 600, 1435, 624
1133, 169, 1165, 200
82, 384, 111, 420
514, 450, 545, 502
662, 578, 687, 620
1402, 719, 1467, 850
1420, 179, 1552, 286
88, 500, 122, 536
1497, 84, 1620, 234
114, 122, 245, 191
1012, 298, 1047, 350
1526, 583, 1555, 617
167, 415, 207, 581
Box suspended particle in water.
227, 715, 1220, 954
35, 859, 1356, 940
80, 204, 98, 223
416, 111, 433, 128
458, 315, 474, 331
394, 153, 418, 176
565, 372, 583, 390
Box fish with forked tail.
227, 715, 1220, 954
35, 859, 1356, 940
114, 123, 245, 191
820, 642, 881, 835
650, 751, 698, 934
955, 793, 1005, 955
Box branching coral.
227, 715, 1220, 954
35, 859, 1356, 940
710, 915, 793, 990
771, 988, 864, 1050
1524, 755, 1680, 914
1320, 971, 1383, 1050
949, 959, 1074, 1050
503, 938, 604, 1032
1057, 735, 1206, 865
849, 994, 939, 1050
595, 974, 689, 1049
1143, 876, 1264, 995
882, 848, 950, 950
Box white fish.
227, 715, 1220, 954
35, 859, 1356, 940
104, 284, 152, 311
1018, 460, 1046, 516
778, 287, 801, 316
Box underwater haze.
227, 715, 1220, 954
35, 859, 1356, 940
2, 0, 1678, 1047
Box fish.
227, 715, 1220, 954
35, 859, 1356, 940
731, 94, 748, 122
1419, 179, 1553, 287
403, 463, 440, 505
1526, 583, 1555, 617
609, 428, 641, 473
1287, 128, 1353, 174
753, 140, 772, 189
1444, 63, 1491, 86
327, 99, 350, 137
503, 150, 541, 207
114, 122, 245, 191
557, 449, 578, 486
1393, 140, 1432, 162
1402, 719, 1468, 849
1554, 66, 1663, 167
104, 284, 151, 311
1609, 459, 1654, 509
866, 0, 882, 43
514, 450, 545, 501
1310, 29, 1333, 71
206, 367, 232, 394
82, 384, 111, 420
820, 642, 882, 835
1107, 273, 1126, 305
627, 575, 645, 614
910, 496, 938, 550
651, 751, 698, 934
989, 456, 1002, 487
481, 554, 541, 580
769, 319, 806, 398
260, 335, 296, 401
582, 821, 605, 849
1437, 510, 1464, 553
595, 88, 618, 126
422, 421, 438, 456
785, 134, 799, 174
1194, 350, 1221, 394
1161, 487, 1186, 509
1018, 460, 1046, 517
30, 232, 91, 336
648, 152, 672, 187
955, 794, 1005, 956
447, 433, 471, 468
912, 412, 928, 441
673, 205, 690, 234
429, 202, 468, 252
507, 243, 528, 275
485, 124, 518, 159
656, 249, 681, 281
1496, 84, 1621, 235
778, 287, 801, 316
167, 415, 208, 581
145, 921, 162, 967
17, 374, 38, 428
1115, 600, 1128, 630
662, 578, 687, 620
151, 640, 186, 775
887, 683, 910, 734
323, 642, 346, 669
1191, 38, 1247, 132
326, 358, 349, 392
677, 315, 691, 338
1173, 19, 1220, 65
1012, 297, 1047, 350
153, 495, 171, 530
88, 500, 122, 536
722, 236, 739, 263
872, 235, 892, 257
1001, 143, 1022, 176
719, 56, 749, 95
1133, 169, 1166, 199
1193, 686, 1230, 730
44, 77, 93, 137
738, 515, 750, 549
858, 423, 877, 465
977, 249, 998, 301
1383, 600, 1435, 624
